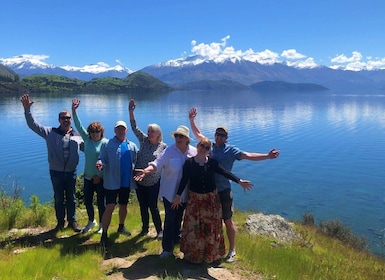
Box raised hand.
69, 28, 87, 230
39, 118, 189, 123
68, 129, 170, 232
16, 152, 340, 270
189, 107, 197, 119
129, 99, 136, 111
72, 98, 80, 112
20, 93, 34, 109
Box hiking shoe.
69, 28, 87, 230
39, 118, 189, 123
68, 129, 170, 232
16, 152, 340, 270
159, 251, 173, 258
225, 250, 236, 263
156, 231, 163, 240
69, 222, 82, 233
82, 220, 97, 233
117, 226, 131, 236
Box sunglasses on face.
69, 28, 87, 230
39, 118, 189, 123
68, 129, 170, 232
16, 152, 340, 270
215, 132, 227, 137
60, 116, 71, 120
174, 134, 185, 139
90, 130, 101, 133
199, 143, 210, 151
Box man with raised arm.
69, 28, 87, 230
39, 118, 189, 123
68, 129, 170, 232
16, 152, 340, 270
189, 107, 280, 262
21, 93, 83, 233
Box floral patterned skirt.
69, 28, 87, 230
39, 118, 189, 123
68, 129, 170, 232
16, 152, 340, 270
180, 190, 225, 263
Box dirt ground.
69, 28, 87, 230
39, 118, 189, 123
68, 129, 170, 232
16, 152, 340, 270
4, 227, 263, 280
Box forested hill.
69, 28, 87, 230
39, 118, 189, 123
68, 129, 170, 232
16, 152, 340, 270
0, 72, 174, 94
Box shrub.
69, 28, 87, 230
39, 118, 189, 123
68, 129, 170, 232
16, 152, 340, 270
28, 195, 50, 227
319, 219, 367, 251
301, 213, 315, 226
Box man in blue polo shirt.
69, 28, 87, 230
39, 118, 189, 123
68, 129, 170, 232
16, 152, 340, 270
96, 120, 138, 247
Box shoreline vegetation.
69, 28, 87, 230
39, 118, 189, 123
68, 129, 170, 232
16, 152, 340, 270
1, 175, 385, 279
0, 71, 329, 95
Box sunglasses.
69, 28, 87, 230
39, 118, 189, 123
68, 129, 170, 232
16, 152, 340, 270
174, 133, 185, 139
90, 130, 101, 133
199, 143, 210, 151
215, 132, 227, 137
60, 116, 71, 120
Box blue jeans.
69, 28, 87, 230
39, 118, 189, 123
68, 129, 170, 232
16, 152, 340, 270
135, 181, 162, 233
50, 170, 77, 225
84, 178, 105, 223
162, 197, 185, 252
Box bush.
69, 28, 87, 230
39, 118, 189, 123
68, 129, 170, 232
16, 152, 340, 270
319, 219, 367, 251
301, 213, 315, 226
28, 195, 51, 227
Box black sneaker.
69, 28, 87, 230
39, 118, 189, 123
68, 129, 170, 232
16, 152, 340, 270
117, 226, 131, 236
68, 222, 82, 232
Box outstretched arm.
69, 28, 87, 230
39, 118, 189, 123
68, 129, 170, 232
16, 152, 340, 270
189, 107, 205, 140
240, 148, 280, 161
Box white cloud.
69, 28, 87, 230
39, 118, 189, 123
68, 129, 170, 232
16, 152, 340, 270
188, 37, 320, 68
329, 51, 385, 71
331, 51, 363, 63
281, 49, 306, 60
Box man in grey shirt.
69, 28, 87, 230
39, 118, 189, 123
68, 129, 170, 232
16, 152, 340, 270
21, 93, 83, 232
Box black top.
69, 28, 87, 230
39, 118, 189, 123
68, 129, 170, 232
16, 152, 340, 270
177, 157, 240, 195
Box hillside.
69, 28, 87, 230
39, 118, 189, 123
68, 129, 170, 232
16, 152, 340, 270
0, 71, 174, 94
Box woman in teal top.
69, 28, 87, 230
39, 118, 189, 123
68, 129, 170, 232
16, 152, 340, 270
72, 98, 108, 233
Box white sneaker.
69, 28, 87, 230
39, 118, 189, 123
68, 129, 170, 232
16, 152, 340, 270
82, 220, 97, 233
159, 251, 173, 258
156, 231, 163, 240
225, 250, 236, 263
96, 225, 103, 234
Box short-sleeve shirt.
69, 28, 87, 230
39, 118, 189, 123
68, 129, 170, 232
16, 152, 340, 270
211, 143, 243, 192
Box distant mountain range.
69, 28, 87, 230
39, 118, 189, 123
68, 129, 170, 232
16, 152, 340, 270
0, 56, 132, 80
1, 55, 385, 91
141, 56, 385, 90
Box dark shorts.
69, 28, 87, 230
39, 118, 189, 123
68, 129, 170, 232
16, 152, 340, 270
104, 187, 130, 205
218, 188, 234, 220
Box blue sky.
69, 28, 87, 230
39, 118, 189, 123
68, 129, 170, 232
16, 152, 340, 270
1, 0, 385, 71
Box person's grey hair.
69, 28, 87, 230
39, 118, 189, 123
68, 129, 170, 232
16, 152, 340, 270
148, 123, 163, 142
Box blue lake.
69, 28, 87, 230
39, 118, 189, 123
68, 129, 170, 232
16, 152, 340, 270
1, 89, 385, 255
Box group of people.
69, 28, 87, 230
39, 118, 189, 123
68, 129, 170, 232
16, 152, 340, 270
21, 93, 280, 264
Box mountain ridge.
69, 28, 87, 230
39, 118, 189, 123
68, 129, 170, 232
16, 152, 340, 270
1, 55, 385, 91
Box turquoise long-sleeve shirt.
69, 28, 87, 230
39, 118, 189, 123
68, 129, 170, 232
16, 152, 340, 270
73, 112, 107, 179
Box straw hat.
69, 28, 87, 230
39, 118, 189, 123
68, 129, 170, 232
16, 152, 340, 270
170, 125, 192, 139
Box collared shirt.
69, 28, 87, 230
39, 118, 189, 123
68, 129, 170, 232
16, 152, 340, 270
149, 143, 197, 203
212, 143, 244, 192
99, 136, 138, 190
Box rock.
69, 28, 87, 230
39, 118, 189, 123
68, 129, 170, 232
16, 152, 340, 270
246, 213, 300, 243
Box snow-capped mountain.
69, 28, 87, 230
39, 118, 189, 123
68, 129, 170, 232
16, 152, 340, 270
141, 55, 385, 90
2, 54, 385, 90
0, 55, 133, 81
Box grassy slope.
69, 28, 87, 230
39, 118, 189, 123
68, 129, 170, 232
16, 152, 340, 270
0, 201, 384, 279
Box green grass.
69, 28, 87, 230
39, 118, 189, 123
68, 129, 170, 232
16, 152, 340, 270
1, 196, 385, 279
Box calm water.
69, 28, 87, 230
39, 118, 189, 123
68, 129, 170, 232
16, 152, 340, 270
1, 89, 385, 255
